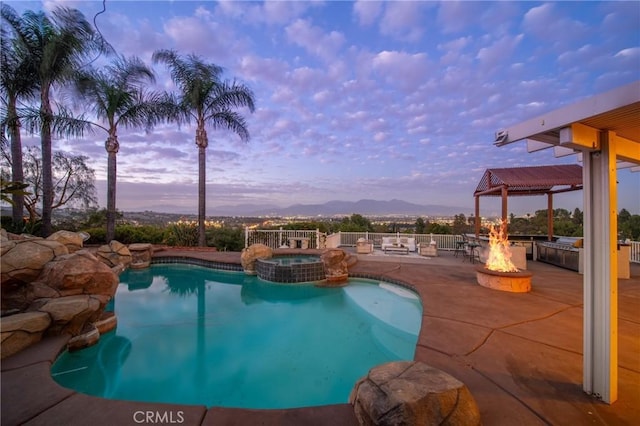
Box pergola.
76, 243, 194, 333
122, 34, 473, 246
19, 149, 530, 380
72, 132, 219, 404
492, 81, 640, 404
473, 164, 583, 240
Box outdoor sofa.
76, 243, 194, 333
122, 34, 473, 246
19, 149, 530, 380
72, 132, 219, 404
381, 237, 416, 252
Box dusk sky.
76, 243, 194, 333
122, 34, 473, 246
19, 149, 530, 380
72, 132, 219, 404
7, 1, 640, 216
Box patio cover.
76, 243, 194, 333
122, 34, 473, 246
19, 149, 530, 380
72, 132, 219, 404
475, 164, 582, 195
473, 164, 583, 239
491, 80, 640, 404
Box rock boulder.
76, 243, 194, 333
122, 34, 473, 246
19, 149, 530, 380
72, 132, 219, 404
0, 311, 51, 359
35, 250, 118, 300
128, 243, 153, 269
46, 230, 84, 253
0, 231, 122, 357
350, 361, 481, 426
95, 240, 132, 269
241, 244, 273, 274
35, 295, 101, 336
321, 248, 350, 284
1, 239, 69, 311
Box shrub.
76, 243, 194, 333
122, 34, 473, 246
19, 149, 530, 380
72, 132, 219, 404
116, 225, 166, 244
82, 227, 106, 244
164, 223, 199, 247
207, 227, 244, 251
82, 225, 166, 245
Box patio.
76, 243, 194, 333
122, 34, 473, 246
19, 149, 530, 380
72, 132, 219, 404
2, 248, 638, 425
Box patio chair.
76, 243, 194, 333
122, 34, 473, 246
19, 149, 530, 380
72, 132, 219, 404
454, 234, 467, 258
356, 238, 374, 254
463, 240, 481, 263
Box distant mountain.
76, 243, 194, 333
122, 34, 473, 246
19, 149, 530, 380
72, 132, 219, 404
217, 199, 470, 217
209, 203, 281, 216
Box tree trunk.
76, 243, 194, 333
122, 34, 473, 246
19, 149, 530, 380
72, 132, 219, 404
198, 145, 206, 247
196, 126, 208, 247
8, 97, 25, 227
40, 89, 53, 237
106, 133, 119, 242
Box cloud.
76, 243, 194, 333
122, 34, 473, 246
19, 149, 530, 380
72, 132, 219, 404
437, 1, 483, 34
371, 50, 430, 92
522, 3, 589, 47
285, 19, 346, 62
163, 15, 228, 59
379, 1, 430, 42
476, 33, 524, 69
614, 47, 640, 60
238, 55, 290, 84
353, 0, 382, 27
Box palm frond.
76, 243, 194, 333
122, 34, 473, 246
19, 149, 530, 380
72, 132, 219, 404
18, 104, 98, 137
207, 110, 250, 142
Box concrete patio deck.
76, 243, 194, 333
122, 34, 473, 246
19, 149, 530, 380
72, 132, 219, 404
2, 248, 638, 425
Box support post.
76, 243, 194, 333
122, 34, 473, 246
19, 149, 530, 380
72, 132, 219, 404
475, 196, 480, 237
501, 186, 508, 228
547, 193, 554, 241
583, 131, 618, 403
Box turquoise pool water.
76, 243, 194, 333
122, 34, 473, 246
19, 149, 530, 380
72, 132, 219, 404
51, 264, 422, 409
263, 255, 321, 265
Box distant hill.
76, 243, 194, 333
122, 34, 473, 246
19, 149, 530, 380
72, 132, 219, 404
2, 199, 471, 222
209, 199, 470, 217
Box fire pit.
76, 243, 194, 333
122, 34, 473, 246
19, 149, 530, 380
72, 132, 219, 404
476, 221, 532, 293
475, 265, 532, 292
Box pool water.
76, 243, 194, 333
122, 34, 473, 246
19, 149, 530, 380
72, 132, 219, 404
263, 255, 321, 265
51, 264, 422, 409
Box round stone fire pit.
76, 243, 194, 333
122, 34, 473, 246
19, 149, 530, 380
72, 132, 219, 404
475, 265, 532, 293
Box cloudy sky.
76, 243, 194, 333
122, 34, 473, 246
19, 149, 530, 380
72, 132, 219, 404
7, 1, 640, 216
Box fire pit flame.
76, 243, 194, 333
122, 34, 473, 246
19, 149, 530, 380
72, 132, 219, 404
485, 220, 519, 273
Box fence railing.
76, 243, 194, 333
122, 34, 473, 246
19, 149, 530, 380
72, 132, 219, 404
244, 228, 640, 264
245, 228, 324, 249
335, 231, 460, 250
630, 241, 640, 264
244, 229, 461, 251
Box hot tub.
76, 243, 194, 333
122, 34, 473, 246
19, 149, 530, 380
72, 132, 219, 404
255, 255, 325, 283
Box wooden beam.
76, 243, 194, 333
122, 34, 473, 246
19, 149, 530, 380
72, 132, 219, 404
560, 123, 600, 151
474, 185, 507, 197
550, 185, 583, 195
612, 133, 640, 163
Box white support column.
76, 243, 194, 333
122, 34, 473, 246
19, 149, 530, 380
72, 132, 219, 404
582, 131, 618, 403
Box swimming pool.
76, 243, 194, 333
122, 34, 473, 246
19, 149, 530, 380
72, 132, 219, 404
51, 263, 422, 409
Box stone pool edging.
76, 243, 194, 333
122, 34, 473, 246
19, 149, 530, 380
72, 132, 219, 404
151, 256, 244, 271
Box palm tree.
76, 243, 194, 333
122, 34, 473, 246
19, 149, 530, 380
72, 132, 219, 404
75, 55, 173, 242
153, 49, 255, 246
1, 4, 38, 227
2, 5, 105, 236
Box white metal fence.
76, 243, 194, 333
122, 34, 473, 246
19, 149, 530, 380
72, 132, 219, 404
630, 241, 640, 264
244, 228, 324, 249
334, 231, 461, 251
244, 229, 461, 251
244, 228, 640, 264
